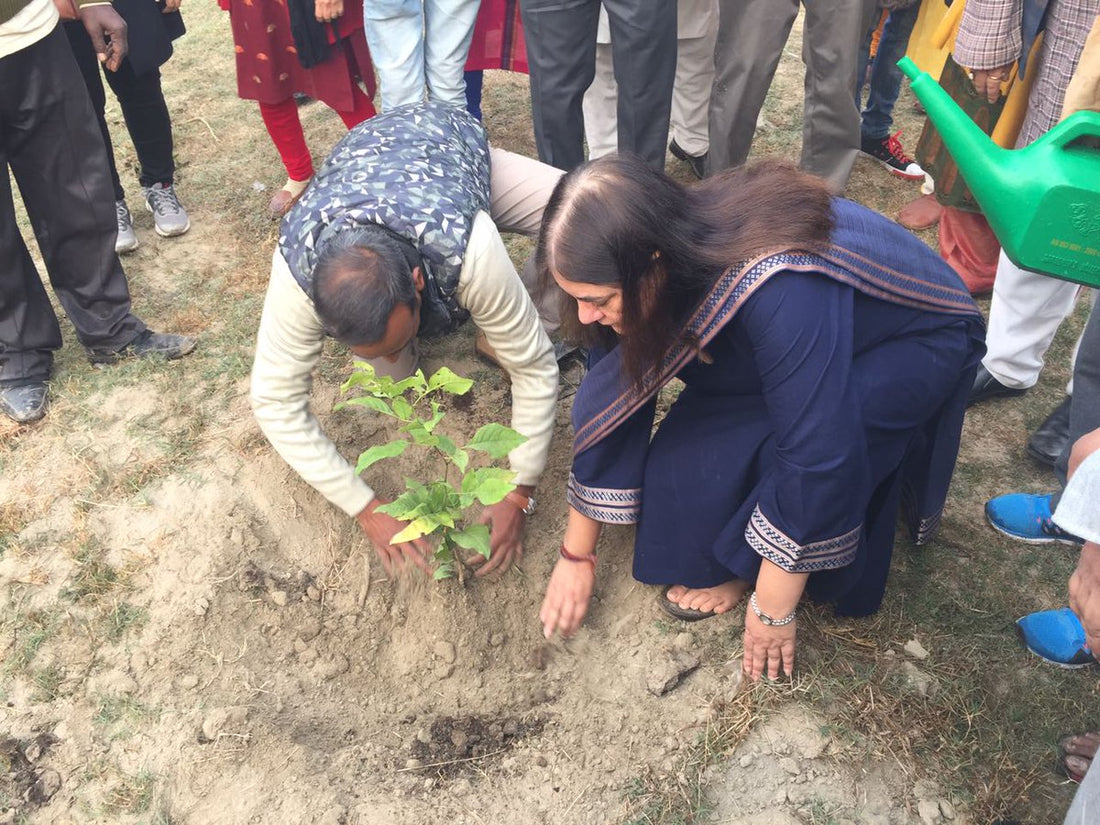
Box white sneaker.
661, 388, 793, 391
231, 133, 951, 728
115, 200, 139, 254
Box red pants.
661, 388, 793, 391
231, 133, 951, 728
258, 86, 375, 181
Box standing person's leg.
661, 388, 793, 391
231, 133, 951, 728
708, 0, 799, 174
0, 149, 62, 420
259, 98, 315, 216
801, 0, 876, 191
423, 0, 481, 106
858, 3, 923, 180
981, 252, 1080, 390
582, 37, 618, 159
104, 61, 190, 237
668, 0, 718, 171
3, 28, 146, 359
1055, 301, 1100, 487
603, 0, 677, 171
520, 0, 600, 171
488, 147, 566, 331
62, 21, 125, 202
861, 4, 919, 142
361, 0, 426, 110
62, 20, 137, 253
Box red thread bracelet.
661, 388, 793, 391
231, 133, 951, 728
560, 543, 597, 570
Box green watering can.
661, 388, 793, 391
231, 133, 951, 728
899, 56, 1100, 288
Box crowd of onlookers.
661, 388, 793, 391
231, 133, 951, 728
1, 0, 1098, 819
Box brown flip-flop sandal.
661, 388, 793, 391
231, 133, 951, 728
657, 585, 716, 622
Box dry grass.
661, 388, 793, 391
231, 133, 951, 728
0, 5, 1094, 825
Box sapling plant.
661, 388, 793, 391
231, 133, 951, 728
337, 363, 527, 580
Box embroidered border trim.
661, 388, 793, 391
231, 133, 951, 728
744, 505, 861, 573
566, 473, 641, 524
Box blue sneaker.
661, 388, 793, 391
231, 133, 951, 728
1016, 608, 1097, 668
985, 493, 1083, 545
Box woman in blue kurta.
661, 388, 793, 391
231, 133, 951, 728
537, 157, 986, 680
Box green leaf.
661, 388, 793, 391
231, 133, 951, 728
375, 485, 431, 519
435, 435, 470, 472
354, 440, 408, 474
341, 366, 378, 392
433, 562, 455, 580
337, 396, 395, 417
391, 396, 414, 421
391, 517, 441, 543
466, 423, 527, 459
407, 421, 440, 448
427, 367, 474, 396
449, 524, 491, 559
423, 401, 445, 433
461, 467, 517, 505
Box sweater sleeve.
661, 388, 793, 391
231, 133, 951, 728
456, 211, 559, 487
250, 250, 375, 517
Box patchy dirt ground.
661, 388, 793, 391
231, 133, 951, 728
1, 5, 1092, 825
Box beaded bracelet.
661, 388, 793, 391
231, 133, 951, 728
559, 543, 597, 571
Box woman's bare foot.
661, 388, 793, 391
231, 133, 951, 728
1060, 731, 1100, 781
666, 580, 749, 615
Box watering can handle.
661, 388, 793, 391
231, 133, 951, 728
1046, 110, 1100, 150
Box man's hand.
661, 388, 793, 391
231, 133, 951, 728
969, 63, 1013, 104
539, 556, 595, 638
314, 0, 344, 23
356, 499, 431, 576
79, 4, 128, 72
163, 0, 182, 13
468, 498, 525, 577
1070, 542, 1100, 653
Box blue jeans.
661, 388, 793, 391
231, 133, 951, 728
362, 0, 480, 111
855, 3, 920, 141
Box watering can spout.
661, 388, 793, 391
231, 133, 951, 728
897, 56, 1100, 288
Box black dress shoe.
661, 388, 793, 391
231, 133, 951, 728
1, 382, 48, 424
669, 139, 707, 180
1027, 396, 1072, 468
88, 330, 197, 365
968, 364, 1028, 407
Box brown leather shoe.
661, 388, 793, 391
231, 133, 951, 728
897, 193, 942, 230
268, 180, 310, 218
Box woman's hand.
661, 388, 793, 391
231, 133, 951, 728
314, 0, 344, 23
743, 607, 796, 680
539, 556, 595, 638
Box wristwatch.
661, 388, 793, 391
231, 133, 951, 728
504, 491, 536, 515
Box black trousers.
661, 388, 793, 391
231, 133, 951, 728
519, 0, 677, 172
64, 20, 176, 199
0, 26, 145, 388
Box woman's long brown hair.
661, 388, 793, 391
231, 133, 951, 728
537, 156, 835, 385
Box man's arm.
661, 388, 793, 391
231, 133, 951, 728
251, 251, 430, 574
457, 212, 559, 574
251, 251, 376, 516
953, 0, 1021, 102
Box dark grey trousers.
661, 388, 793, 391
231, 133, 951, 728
1057, 299, 1100, 487
519, 0, 678, 172
708, 0, 876, 190
0, 25, 145, 387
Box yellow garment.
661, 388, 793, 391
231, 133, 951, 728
906, 0, 1033, 147
1061, 13, 1100, 117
